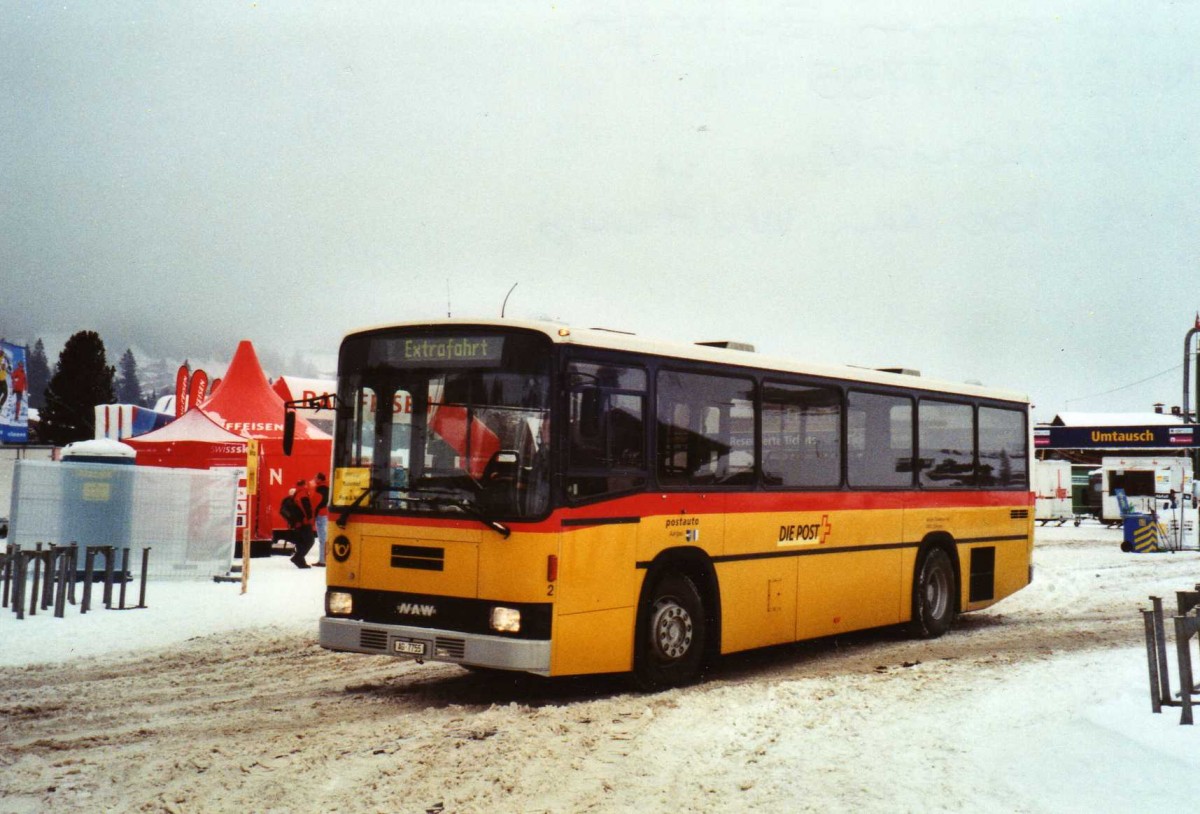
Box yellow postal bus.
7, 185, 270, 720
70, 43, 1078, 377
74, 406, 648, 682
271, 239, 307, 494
294, 320, 1032, 689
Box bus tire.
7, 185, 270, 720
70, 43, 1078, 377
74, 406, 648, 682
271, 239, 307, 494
910, 547, 957, 639
634, 573, 707, 691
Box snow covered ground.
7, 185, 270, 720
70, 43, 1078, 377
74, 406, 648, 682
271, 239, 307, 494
0, 552, 326, 669
1, 525, 1198, 813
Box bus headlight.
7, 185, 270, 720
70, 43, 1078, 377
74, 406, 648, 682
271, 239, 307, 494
490, 606, 521, 633
327, 591, 353, 616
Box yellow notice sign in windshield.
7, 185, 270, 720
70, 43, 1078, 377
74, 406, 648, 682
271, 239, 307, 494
333, 467, 371, 505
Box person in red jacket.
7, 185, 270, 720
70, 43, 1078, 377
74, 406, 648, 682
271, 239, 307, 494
11, 361, 26, 420
290, 479, 316, 568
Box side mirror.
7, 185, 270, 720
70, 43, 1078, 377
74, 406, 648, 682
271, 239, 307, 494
283, 410, 296, 456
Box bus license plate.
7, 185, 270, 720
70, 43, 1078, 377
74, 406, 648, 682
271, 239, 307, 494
394, 640, 427, 656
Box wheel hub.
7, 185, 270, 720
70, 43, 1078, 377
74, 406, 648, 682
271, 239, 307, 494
650, 599, 693, 660
925, 566, 949, 617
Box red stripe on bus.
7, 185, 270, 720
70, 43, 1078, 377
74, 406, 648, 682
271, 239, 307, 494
344, 489, 1031, 535
560, 490, 1032, 518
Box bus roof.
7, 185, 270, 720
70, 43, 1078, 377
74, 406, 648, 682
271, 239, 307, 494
345, 318, 1029, 405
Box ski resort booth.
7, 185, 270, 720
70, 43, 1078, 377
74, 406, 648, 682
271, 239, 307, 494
1035, 411, 1198, 527
123, 341, 331, 555
1088, 456, 1193, 525
196, 341, 331, 551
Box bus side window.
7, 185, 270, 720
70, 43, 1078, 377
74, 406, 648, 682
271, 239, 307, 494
978, 406, 1027, 487
847, 391, 913, 489
566, 362, 648, 500
918, 400, 975, 488
762, 380, 841, 488
656, 370, 756, 488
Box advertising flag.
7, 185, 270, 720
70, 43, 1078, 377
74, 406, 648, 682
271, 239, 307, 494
175, 364, 190, 417
189, 369, 210, 407
0, 341, 29, 443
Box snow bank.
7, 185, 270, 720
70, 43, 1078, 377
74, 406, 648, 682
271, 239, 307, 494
0, 555, 324, 667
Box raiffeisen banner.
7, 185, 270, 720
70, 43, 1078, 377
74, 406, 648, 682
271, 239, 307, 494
0, 341, 29, 443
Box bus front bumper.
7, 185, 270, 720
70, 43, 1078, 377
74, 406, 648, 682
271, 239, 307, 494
319, 617, 552, 676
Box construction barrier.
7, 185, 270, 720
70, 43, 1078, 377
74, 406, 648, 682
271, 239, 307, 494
1, 542, 150, 621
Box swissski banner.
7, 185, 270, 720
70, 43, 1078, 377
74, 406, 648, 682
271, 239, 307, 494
0, 341, 29, 443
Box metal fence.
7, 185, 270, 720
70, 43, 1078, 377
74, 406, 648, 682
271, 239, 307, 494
9, 460, 238, 580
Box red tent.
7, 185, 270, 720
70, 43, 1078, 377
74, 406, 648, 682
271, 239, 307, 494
199, 340, 332, 544
124, 407, 248, 468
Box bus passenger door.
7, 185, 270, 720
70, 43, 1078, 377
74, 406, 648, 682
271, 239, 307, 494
551, 522, 639, 676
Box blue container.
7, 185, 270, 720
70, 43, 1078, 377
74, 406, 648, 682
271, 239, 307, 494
1122, 514, 1160, 553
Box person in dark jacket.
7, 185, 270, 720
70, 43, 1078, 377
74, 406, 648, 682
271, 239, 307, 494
290, 479, 316, 568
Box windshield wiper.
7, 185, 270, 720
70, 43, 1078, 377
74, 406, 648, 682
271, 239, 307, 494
446, 500, 512, 539
334, 483, 511, 538
334, 480, 404, 529
401, 488, 512, 538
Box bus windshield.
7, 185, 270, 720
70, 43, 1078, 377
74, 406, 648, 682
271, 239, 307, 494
335, 331, 553, 521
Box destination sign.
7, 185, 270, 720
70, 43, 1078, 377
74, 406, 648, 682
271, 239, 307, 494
371, 335, 506, 368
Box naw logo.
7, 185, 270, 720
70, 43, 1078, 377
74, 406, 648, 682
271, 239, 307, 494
396, 603, 437, 617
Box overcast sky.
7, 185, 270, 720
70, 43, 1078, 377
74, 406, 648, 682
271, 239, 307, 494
2, 2, 1198, 422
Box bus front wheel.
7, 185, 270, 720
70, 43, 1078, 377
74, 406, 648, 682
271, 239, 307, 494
910, 547, 957, 639
634, 573, 708, 691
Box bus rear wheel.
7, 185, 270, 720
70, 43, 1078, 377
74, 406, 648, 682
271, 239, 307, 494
634, 573, 708, 691
910, 547, 957, 639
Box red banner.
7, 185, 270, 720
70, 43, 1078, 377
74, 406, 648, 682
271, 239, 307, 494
175, 365, 190, 417
189, 369, 210, 407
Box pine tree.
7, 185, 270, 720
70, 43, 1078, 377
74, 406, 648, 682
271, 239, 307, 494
26, 338, 50, 410
116, 348, 143, 404
39, 331, 116, 446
